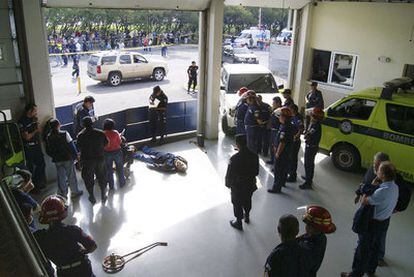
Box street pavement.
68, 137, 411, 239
50, 45, 289, 116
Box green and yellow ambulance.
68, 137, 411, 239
319, 78, 414, 183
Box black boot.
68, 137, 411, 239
244, 214, 250, 224
230, 219, 243, 231
299, 182, 312, 190
287, 174, 297, 182
88, 195, 96, 205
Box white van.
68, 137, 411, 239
276, 29, 293, 45
234, 27, 271, 48
219, 64, 283, 135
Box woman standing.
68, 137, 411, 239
103, 119, 126, 190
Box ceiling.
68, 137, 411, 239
44, 0, 311, 10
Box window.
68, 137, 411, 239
329, 98, 376, 120
119, 55, 131, 64
101, 56, 116, 65
133, 55, 147, 64
228, 73, 276, 94
386, 104, 414, 136
311, 49, 358, 87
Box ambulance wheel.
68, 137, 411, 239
332, 144, 360, 172
221, 115, 235, 136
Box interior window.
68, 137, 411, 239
386, 104, 414, 135
330, 98, 376, 120
330, 53, 358, 87
311, 49, 331, 83
119, 55, 131, 64
133, 55, 147, 64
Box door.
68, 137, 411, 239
133, 54, 152, 77
118, 54, 134, 78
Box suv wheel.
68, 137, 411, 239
332, 144, 360, 172
221, 115, 235, 136
153, 68, 165, 81
108, 72, 121, 87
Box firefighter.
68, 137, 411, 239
257, 95, 272, 157
244, 91, 260, 153
282, 89, 295, 107
268, 107, 294, 193
34, 195, 97, 277
149, 86, 168, 144
305, 82, 324, 128
298, 205, 336, 277
287, 104, 304, 182
300, 108, 324, 189
266, 97, 282, 165
234, 87, 249, 135
225, 135, 259, 231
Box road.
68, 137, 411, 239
50, 45, 289, 116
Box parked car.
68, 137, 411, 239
319, 77, 414, 183
234, 27, 271, 48
222, 46, 259, 64
276, 29, 292, 45
219, 64, 283, 135
87, 51, 168, 86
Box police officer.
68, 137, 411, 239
35, 195, 97, 277
266, 97, 282, 165
77, 117, 108, 204
149, 86, 168, 144
18, 103, 46, 193
244, 91, 260, 153
74, 96, 96, 135
225, 135, 259, 231
300, 108, 324, 189
287, 104, 304, 182
257, 95, 272, 157
187, 61, 198, 93
268, 107, 293, 194
305, 82, 324, 129
264, 214, 311, 277
234, 87, 249, 135
282, 89, 295, 107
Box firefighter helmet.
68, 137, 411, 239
311, 107, 325, 121
302, 205, 336, 234
39, 195, 68, 224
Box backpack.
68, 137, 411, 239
394, 174, 412, 212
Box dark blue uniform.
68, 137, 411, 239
297, 233, 327, 277
303, 121, 322, 185
265, 240, 311, 277
244, 104, 260, 153
271, 120, 294, 192
268, 111, 280, 164
74, 103, 95, 134
149, 92, 168, 141
288, 114, 304, 180
234, 98, 249, 135
257, 102, 272, 156
34, 222, 96, 277
18, 115, 46, 190
133, 146, 187, 172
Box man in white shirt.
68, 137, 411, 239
342, 161, 399, 277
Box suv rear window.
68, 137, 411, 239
101, 56, 116, 65
386, 104, 414, 136
89, 55, 99, 65
228, 73, 276, 94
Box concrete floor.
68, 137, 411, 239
39, 134, 414, 277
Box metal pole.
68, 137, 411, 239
258, 7, 262, 28
197, 11, 208, 140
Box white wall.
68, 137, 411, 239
296, 2, 414, 106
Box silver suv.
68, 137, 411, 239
87, 51, 168, 86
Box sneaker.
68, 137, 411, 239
229, 219, 243, 231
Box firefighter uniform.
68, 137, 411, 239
269, 119, 294, 193
301, 121, 322, 188
234, 98, 249, 135
244, 104, 260, 154
268, 110, 280, 164
18, 115, 46, 191
257, 101, 272, 156
287, 113, 304, 182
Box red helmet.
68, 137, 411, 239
39, 195, 68, 224
237, 87, 249, 96
311, 107, 324, 120
275, 107, 292, 118
302, 205, 336, 234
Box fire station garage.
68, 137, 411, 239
0, 0, 413, 276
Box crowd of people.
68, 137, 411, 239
2, 76, 411, 276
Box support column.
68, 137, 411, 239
197, 11, 207, 136
21, 0, 54, 123
203, 0, 224, 139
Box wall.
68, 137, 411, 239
297, 2, 414, 106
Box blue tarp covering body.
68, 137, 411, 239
55, 100, 197, 142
